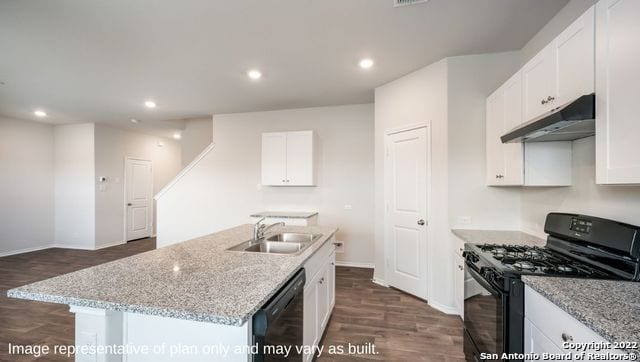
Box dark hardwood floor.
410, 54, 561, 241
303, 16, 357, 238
317, 267, 464, 362
1, 241, 464, 361
0, 238, 156, 361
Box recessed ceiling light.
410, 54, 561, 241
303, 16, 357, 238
173, 133, 181, 140
144, 101, 156, 108
247, 69, 262, 80
34, 110, 47, 117
359, 58, 374, 69
130, 118, 140, 124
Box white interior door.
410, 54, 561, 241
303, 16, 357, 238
385, 126, 429, 300
125, 158, 153, 241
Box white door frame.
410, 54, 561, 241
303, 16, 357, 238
383, 122, 432, 301
123, 157, 154, 242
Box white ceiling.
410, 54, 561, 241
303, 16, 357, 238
0, 0, 568, 136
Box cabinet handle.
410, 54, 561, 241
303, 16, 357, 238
458, 265, 464, 270
459, 248, 464, 253
541, 99, 547, 105
547, 95, 555, 102
319, 277, 324, 284
282, 179, 286, 183
561, 333, 573, 342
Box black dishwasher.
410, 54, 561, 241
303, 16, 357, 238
253, 269, 305, 362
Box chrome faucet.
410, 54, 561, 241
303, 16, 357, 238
253, 217, 285, 240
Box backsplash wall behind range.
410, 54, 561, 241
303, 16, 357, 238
520, 136, 640, 237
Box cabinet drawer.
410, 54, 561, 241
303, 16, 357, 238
525, 286, 626, 356
303, 236, 335, 286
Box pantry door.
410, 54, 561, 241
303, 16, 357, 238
385, 125, 429, 300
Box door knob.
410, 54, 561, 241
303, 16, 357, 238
417, 219, 426, 226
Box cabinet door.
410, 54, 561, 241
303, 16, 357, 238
303, 282, 318, 360
485, 89, 505, 186
261, 132, 287, 185
522, 44, 557, 121
453, 252, 464, 317
554, 6, 595, 106
502, 72, 525, 185
596, 0, 640, 184
285, 131, 315, 186
316, 265, 330, 333
524, 318, 563, 356
328, 252, 335, 311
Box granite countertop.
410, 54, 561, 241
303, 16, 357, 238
7, 224, 337, 326
250, 211, 318, 219
452, 229, 546, 247
523, 276, 640, 355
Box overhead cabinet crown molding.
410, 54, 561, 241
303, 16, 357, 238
262, 130, 316, 186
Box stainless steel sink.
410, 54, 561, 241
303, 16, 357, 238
265, 232, 321, 243
226, 233, 322, 255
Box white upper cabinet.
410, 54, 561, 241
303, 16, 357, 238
486, 72, 524, 186
261, 132, 288, 186
523, 44, 557, 121
596, 0, 640, 184
522, 6, 595, 123
555, 6, 595, 106
262, 130, 316, 186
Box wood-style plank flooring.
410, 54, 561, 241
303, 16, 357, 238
0, 239, 155, 361
317, 267, 464, 362
1, 241, 464, 361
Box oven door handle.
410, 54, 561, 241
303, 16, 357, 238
465, 263, 502, 297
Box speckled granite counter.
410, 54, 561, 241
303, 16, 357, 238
250, 211, 318, 219
7, 224, 337, 326
452, 229, 546, 247
523, 276, 640, 355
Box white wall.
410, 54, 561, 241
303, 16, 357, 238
521, 137, 640, 236
0, 116, 55, 256
54, 123, 96, 249
374, 59, 449, 306
181, 118, 213, 167
447, 52, 522, 230
374, 52, 524, 311
94, 124, 182, 247
156, 104, 374, 265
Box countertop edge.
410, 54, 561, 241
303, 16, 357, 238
249, 212, 319, 219
7, 228, 338, 327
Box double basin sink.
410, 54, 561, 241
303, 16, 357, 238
227, 232, 322, 255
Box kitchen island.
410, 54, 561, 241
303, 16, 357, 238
7, 224, 337, 362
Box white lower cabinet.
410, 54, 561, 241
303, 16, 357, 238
525, 286, 627, 360
302, 239, 336, 362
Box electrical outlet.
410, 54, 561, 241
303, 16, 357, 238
457, 216, 472, 226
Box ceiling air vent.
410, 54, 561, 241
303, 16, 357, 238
394, 0, 429, 7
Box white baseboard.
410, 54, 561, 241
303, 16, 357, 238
0, 244, 52, 257
94, 240, 126, 249
335, 261, 374, 269
429, 300, 460, 315
371, 277, 389, 287
50, 244, 93, 250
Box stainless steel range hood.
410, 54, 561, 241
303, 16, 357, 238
501, 93, 595, 143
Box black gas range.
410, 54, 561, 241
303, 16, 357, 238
463, 213, 640, 362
